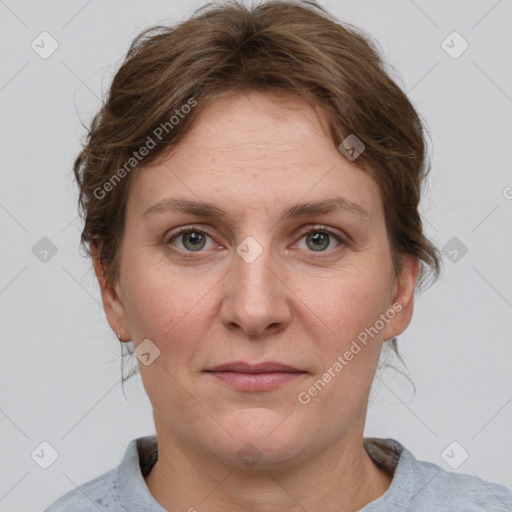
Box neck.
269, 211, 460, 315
145, 423, 392, 512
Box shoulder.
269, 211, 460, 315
364, 437, 512, 511
409, 456, 512, 511
43, 435, 160, 512
43, 468, 121, 511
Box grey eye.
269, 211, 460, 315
180, 231, 208, 251
305, 232, 332, 251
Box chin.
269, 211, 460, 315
209, 408, 311, 470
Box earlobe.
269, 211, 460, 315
91, 242, 131, 342
383, 255, 419, 341
394, 255, 419, 312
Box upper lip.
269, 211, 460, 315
205, 361, 304, 373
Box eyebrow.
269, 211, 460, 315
142, 196, 370, 222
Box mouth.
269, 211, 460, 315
204, 361, 307, 391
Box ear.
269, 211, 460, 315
382, 254, 419, 342
91, 242, 131, 342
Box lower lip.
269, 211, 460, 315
207, 371, 305, 391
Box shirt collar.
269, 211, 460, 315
116, 435, 414, 510
117, 435, 165, 511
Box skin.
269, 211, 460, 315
93, 91, 419, 512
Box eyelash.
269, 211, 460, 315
164, 224, 346, 257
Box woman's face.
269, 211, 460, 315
96, 91, 418, 469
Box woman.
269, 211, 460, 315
44, 0, 512, 510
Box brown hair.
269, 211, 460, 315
73, 0, 442, 378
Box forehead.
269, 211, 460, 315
127, 91, 383, 222
170, 92, 336, 166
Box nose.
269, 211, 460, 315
219, 240, 292, 338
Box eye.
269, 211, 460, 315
165, 227, 217, 252
164, 225, 346, 255
295, 226, 344, 252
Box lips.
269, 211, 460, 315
205, 361, 304, 373
205, 361, 306, 391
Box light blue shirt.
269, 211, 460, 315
44, 435, 512, 511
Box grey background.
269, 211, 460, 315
1, 0, 511, 510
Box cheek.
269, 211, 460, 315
297, 280, 387, 425
121, 258, 212, 348
301, 263, 392, 348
